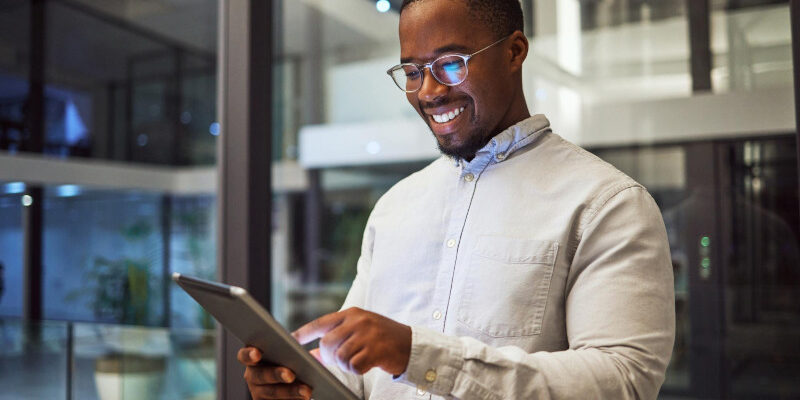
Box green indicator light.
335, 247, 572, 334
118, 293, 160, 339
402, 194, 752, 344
701, 236, 710, 247
701, 258, 711, 268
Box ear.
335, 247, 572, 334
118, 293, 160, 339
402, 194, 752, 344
507, 30, 528, 73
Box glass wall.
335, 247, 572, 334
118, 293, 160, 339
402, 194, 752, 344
0, 186, 218, 399
711, 1, 793, 93
0, 0, 219, 398
43, 188, 165, 324
270, 0, 413, 330
722, 136, 800, 398
0, 183, 24, 317
272, 0, 797, 398
0, 0, 217, 165
0, 1, 29, 154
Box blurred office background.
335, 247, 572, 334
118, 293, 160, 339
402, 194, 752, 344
0, 0, 797, 398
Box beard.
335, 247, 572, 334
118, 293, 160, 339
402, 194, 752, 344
419, 97, 493, 161
434, 126, 493, 161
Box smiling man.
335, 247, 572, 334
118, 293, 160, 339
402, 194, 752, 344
239, 0, 675, 399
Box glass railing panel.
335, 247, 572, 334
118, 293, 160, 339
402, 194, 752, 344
0, 318, 69, 400
71, 323, 216, 400
169, 328, 217, 400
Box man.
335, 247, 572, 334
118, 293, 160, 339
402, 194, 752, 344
239, 0, 675, 398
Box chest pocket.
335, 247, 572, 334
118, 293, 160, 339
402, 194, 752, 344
456, 236, 558, 337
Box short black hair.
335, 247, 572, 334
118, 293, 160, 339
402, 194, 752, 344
400, 0, 524, 39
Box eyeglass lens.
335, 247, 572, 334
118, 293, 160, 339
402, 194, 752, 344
391, 55, 468, 92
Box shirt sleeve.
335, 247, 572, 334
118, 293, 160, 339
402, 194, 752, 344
321, 215, 377, 398
394, 186, 676, 400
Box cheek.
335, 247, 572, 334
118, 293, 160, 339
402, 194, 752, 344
459, 86, 483, 119
466, 85, 502, 121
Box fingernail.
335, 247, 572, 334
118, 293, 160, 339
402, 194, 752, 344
281, 370, 293, 383
249, 349, 258, 361
299, 386, 311, 398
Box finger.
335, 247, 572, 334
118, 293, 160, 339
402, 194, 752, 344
309, 348, 323, 363
244, 365, 296, 385
318, 322, 356, 369
248, 382, 311, 400
237, 347, 262, 366
292, 311, 346, 345
334, 335, 365, 374
348, 349, 374, 375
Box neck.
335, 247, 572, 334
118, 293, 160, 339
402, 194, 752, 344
461, 98, 531, 163
498, 84, 531, 134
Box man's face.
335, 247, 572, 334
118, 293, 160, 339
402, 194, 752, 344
399, 0, 517, 160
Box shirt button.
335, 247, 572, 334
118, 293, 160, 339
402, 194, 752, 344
425, 369, 437, 383
464, 173, 475, 182
496, 152, 506, 161
416, 388, 427, 396
446, 239, 456, 248
432, 310, 442, 320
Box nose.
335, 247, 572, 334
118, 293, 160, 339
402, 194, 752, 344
417, 67, 448, 103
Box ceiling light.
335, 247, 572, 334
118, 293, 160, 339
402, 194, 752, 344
376, 0, 391, 13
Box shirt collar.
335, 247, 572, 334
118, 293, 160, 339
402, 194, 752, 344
453, 114, 551, 174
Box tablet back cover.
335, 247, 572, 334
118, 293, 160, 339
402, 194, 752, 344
173, 273, 359, 400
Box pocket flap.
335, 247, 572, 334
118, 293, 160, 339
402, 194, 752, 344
473, 236, 558, 264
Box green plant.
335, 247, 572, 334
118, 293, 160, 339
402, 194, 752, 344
68, 219, 157, 326
82, 257, 152, 325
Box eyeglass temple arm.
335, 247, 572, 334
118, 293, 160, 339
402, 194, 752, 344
468, 34, 512, 59
387, 34, 510, 73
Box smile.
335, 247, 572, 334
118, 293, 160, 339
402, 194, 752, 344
431, 106, 466, 124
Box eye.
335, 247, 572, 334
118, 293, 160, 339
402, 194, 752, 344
405, 69, 421, 80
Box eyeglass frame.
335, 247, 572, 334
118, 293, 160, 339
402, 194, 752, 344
386, 34, 512, 93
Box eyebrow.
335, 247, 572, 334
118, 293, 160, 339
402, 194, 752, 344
400, 43, 472, 64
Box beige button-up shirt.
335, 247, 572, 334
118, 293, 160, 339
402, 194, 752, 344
328, 115, 675, 399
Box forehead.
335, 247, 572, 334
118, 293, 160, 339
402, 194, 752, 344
399, 0, 491, 61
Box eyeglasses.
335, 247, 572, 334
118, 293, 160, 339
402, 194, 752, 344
386, 35, 510, 93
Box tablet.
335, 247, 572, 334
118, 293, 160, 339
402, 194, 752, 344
172, 273, 359, 400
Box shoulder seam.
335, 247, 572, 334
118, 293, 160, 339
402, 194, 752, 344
568, 184, 644, 264
580, 184, 644, 235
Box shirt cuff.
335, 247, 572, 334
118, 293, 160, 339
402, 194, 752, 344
393, 325, 465, 396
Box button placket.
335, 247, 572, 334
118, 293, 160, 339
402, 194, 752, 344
431, 165, 484, 335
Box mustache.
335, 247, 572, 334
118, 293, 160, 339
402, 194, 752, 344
419, 97, 471, 112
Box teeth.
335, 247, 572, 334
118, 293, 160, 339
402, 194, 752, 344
432, 106, 466, 124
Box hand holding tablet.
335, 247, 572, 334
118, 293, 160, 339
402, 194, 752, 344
237, 346, 313, 400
